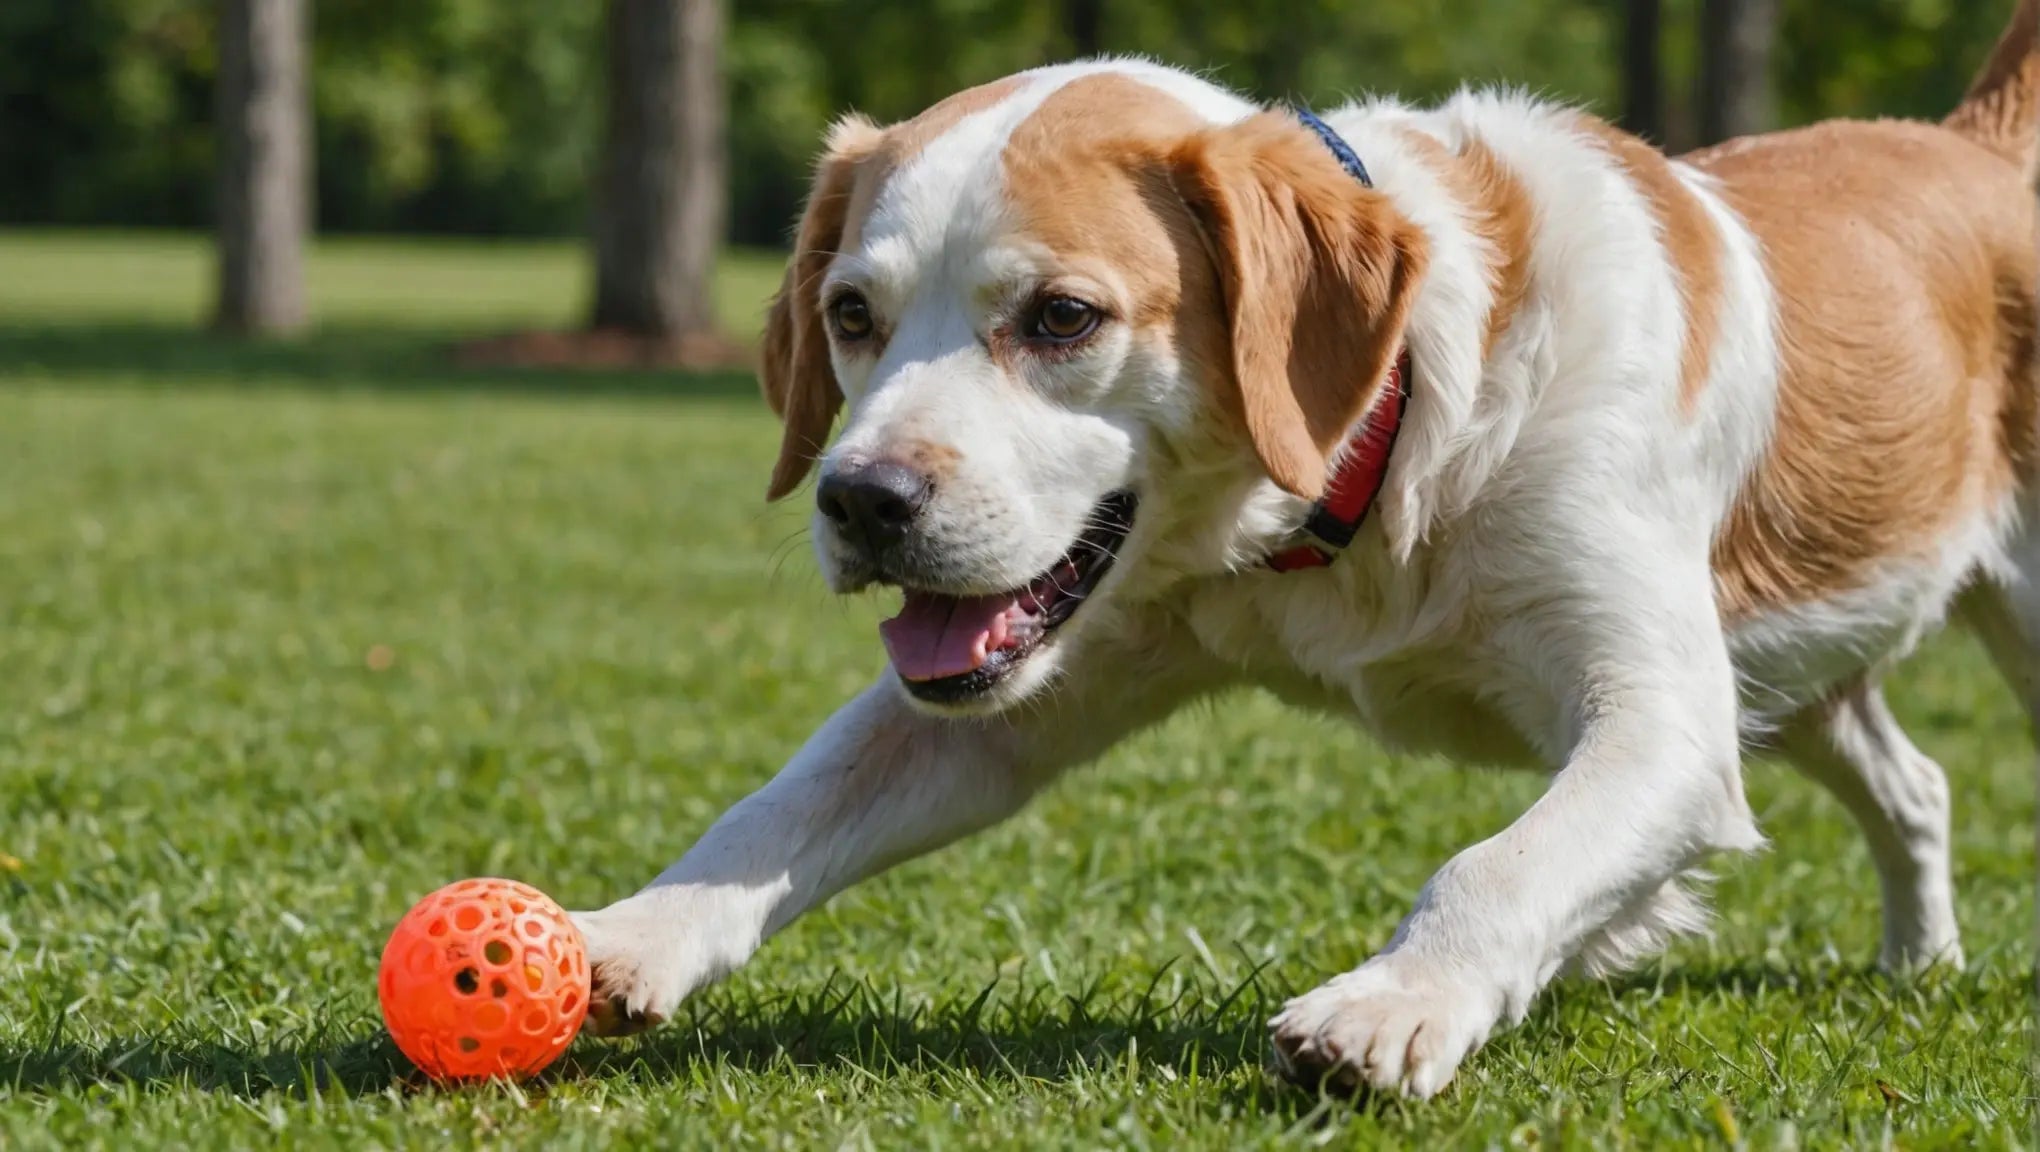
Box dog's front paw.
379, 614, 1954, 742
571, 898, 721, 1037
1269, 954, 1504, 1099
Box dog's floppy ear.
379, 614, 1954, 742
1170, 114, 1428, 500
762, 115, 883, 501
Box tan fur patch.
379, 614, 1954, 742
994, 77, 1262, 488
994, 77, 1237, 459
1693, 119, 2039, 620
1396, 129, 1535, 356
1173, 116, 1429, 500
1002, 77, 1427, 500
1576, 116, 1725, 411
1943, 0, 2040, 180
762, 141, 869, 500
1000, 75, 1216, 320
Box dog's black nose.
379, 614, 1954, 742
817, 459, 933, 555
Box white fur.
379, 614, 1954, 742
575, 62, 2019, 1101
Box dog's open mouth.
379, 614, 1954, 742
878, 491, 1137, 703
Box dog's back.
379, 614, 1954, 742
1698, 119, 2039, 623
1675, 5, 2040, 707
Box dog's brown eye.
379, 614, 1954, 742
1028, 296, 1099, 343
829, 292, 874, 341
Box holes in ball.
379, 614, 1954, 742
524, 1009, 549, 1034
483, 939, 512, 966
490, 978, 509, 999
454, 905, 484, 932
556, 956, 573, 979
508, 900, 527, 915
524, 964, 546, 993
521, 919, 544, 939
453, 967, 480, 995
560, 991, 580, 1016
427, 917, 449, 938
457, 1036, 481, 1053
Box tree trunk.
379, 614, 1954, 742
1697, 0, 1778, 145
1062, 0, 1103, 59
1620, 0, 1664, 144
213, 0, 309, 336
590, 0, 726, 339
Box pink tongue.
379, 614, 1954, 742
880, 591, 1015, 682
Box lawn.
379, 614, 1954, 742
0, 230, 2032, 1149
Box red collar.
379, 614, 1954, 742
1264, 349, 1412, 573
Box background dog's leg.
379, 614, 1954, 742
1777, 680, 1961, 970
574, 632, 1219, 1034
1271, 572, 1762, 1098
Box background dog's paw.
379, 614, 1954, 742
1269, 955, 1503, 1099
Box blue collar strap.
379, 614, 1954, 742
1290, 106, 1373, 188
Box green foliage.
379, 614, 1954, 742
1776, 0, 2010, 126
0, 1, 2028, 242
0, 0, 214, 227
0, 233, 2032, 1147
311, 0, 602, 235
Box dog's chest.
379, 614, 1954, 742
1179, 576, 1549, 769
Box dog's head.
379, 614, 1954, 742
761, 67, 1427, 714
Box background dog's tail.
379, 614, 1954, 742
1945, 0, 2040, 182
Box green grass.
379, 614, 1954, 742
0, 230, 784, 337
0, 230, 2032, 1149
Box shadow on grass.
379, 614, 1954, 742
0, 1033, 412, 1098
0, 322, 760, 403
569, 974, 1287, 1087
1604, 960, 1888, 999
0, 972, 1289, 1101
9, 961, 1946, 1102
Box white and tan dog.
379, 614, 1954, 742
575, 2, 2040, 1097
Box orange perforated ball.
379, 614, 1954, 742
377, 878, 590, 1081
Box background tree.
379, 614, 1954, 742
1699, 0, 1780, 144
1622, 0, 1665, 143
1062, 0, 1104, 58
212, 0, 309, 335
590, 0, 726, 340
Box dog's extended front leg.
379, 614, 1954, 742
575, 631, 1218, 1033
572, 683, 1023, 1032
1272, 581, 1763, 1098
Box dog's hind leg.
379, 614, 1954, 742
1959, 525, 2040, 738
1775, 679, 1961, 971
